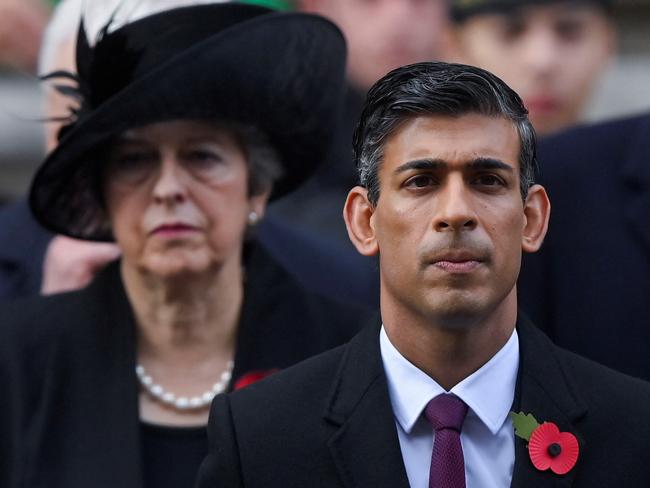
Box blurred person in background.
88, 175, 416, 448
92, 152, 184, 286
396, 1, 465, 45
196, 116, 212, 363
270, 0, 453, 245
0, 3, 367, 487
0, 0, 49, 73
0, 0, 121, 299
518, 111, 650, 381
298, 0, 452, 93
450, 0, 616, 136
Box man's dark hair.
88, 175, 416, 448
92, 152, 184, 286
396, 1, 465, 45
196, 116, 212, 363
353, 61, 537, 205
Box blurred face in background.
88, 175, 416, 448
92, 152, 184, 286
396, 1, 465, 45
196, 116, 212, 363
454, 2, 615, 135
300, 0, 451, 90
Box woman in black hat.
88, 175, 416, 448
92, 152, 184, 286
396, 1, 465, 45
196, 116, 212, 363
0, 3, 364, 487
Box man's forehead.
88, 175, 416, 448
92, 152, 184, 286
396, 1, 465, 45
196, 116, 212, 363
382, 113, 521, 168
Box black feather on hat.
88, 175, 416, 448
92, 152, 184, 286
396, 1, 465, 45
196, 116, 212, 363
30, 3, 347, 241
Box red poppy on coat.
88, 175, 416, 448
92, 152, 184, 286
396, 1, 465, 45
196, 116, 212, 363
233, 369, 279, 390
528, 422, 580, 475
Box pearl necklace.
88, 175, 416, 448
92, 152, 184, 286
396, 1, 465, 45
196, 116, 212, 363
135, 360, 234, 411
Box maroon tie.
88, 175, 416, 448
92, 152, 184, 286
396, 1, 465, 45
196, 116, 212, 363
424, 394, 469, 488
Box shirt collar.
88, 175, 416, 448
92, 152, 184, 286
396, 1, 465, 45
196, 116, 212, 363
380, 325, 519, 436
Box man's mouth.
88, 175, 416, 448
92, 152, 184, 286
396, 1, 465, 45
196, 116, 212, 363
426, 250, 487, 273
433, 260, 482, 273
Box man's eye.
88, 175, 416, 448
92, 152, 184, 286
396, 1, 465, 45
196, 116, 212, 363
405, 175, 436, 188
474, 174, 504, 186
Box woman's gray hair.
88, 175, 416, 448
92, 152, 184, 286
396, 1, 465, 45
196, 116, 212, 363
229, 123, 284, 196
354, 61, 538, 205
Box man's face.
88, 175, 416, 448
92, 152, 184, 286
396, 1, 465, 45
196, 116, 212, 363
368, 114, 528, 326
454, 3, 614, 135
300, 0, 450, 90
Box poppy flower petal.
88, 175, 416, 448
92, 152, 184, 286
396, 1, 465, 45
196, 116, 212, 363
550, 431, 580, 475
233, 369, 279, 390
528, 422, 560, 471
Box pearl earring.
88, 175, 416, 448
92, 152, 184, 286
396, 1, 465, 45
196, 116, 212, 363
248, 211, 259, 226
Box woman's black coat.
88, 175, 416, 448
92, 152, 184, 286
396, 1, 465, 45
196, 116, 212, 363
0, 245, 366, 488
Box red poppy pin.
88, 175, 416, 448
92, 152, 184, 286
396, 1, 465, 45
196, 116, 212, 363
510, 411, 579, 475
233, 369, 279, 390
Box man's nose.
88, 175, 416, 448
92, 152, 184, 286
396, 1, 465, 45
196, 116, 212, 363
152, 157, 187, 205
432, 178, 477, 232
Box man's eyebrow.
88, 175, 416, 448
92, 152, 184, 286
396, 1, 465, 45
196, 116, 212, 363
467, 157, 515, 172
394, 157, 514, 174
394, 158, 447, 174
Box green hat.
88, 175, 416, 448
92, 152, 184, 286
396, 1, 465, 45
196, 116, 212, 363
451, 0, 613, 22
240, 0, 293, 11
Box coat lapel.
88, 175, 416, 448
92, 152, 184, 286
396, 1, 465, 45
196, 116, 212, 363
620, 114, 650, 254
324, 322, 410, 488
510, 317, 588, 487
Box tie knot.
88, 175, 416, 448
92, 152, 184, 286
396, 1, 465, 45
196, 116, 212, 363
424, 394, 468, 432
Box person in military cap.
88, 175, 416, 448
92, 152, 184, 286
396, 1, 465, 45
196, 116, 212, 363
450, 0, 616, 135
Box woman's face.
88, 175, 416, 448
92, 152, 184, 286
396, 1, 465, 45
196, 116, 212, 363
104, 120, 269, 278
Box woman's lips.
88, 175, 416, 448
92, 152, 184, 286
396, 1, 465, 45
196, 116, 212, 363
150, 223, 199, 236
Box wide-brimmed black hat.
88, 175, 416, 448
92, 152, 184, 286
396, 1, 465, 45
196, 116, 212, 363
29, 2, 347, 241
451, 0, 613, 22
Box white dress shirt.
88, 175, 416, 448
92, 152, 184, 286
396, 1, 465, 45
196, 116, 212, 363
379, 326, 519, 488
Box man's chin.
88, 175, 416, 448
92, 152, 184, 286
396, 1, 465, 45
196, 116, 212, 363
419, 294, 489, 329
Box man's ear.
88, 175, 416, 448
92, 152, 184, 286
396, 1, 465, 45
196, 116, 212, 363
522, 184, 551, 253
343, 186, 379, 256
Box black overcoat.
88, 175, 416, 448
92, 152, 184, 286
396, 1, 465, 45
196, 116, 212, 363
518, 112, 650, 380
198, 316, 650, 487
0, 246, 366, 488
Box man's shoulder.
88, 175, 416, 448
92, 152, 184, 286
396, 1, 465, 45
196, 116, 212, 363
521, 321, 650, 405
551, 346, 650, 481
229, 343, 348, 414
202, 339, 362, 488
554, 344, 650, 408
